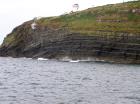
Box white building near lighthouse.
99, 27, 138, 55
31, 22, 37, 30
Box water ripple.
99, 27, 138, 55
0, 57, 140, 104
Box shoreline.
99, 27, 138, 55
0, 55, 140, 64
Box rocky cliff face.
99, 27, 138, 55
0, 1, 140, 63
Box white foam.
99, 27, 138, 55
60, 56, 71, 62
37, 58, 48, 61
69, 60, 80, 63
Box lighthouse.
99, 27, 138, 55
72, 4, 79, 11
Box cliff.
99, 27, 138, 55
0, 1, 140, 63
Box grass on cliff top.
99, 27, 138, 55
2, 1, 140, 47
37, 0, 140, 34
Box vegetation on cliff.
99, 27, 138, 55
37, 0, 140, 34
0, 1, 140, 63
2, 0, 140, 47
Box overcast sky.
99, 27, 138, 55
0, 0, 132, 44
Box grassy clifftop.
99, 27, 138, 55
0, 1, 140, 63
2, 0, 140, 47
36, 0, 140, 34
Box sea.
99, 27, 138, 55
0, 57, 140, 104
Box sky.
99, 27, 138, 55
0, 0, 132, 44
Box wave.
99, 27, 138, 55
69, 60, 80, 63
60, 56, 97, 63
37, 58, 48, 61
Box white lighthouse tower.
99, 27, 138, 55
72, 4, 79, 12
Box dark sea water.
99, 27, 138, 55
0, 57, 140, 104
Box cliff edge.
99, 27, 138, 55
0, 1, 140, 63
